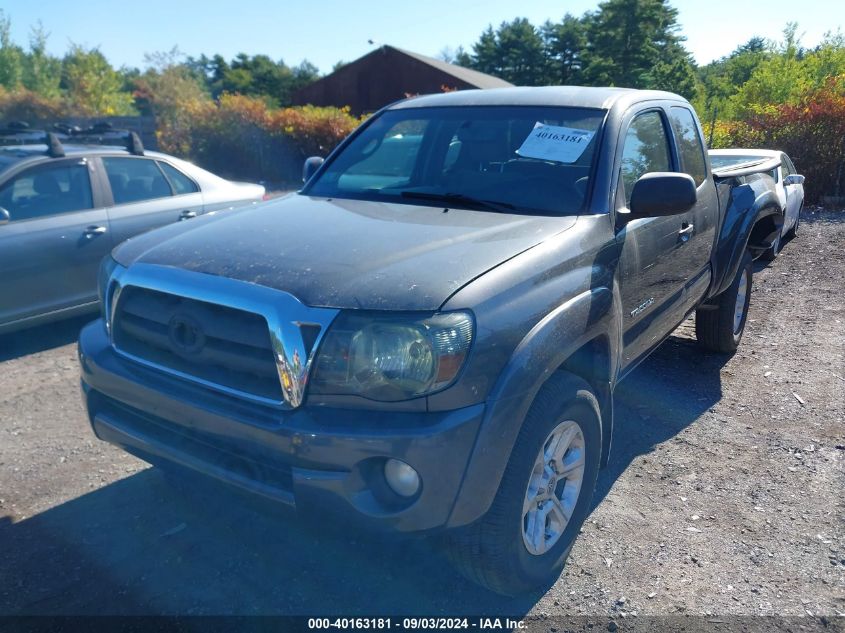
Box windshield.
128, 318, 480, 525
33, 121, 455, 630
305, 105, 605, 215
709, 154, 768, 169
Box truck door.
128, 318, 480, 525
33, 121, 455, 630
615, 109, 694, 371
666, 105, 718, 304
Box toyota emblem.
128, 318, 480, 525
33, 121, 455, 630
167, 314, 206, 356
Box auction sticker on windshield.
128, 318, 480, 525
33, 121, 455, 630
516, 123, 595, 163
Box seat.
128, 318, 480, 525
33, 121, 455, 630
33, 172, 62, 196
108, 172, 129, 202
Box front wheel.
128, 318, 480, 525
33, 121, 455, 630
442, 373, 601, 596
762, 227, 782, 260
695, 249, 752, 353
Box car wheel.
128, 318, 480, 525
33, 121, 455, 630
762, 226, 782, 260
695, 249, 752, 353
442, 373, 601, 596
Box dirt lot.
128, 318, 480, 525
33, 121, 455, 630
0, 208, 843, 626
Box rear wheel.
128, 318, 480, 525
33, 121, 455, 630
696, 249, 752, 353
442, 373, 601, 596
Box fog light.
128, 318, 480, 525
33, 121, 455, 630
384, 459, 420, 497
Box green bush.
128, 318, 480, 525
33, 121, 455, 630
157, 94, 361, 185
0, 86, 65, 121
712, 76, 845, 204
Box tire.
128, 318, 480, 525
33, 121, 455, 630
695, 249, 752, 353
762, 226, 782, 260
442, 373, 601, 596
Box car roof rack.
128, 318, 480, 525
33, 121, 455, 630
0, 121, 61, 144
0, 122, 67, 157
55, 122, 145, 156
0, 121, 145, 157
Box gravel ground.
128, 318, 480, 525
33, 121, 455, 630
0, 208, 842, 628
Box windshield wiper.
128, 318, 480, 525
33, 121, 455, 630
400, 191, 517, 214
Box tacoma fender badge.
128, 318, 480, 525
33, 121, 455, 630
630, 297, 655, 318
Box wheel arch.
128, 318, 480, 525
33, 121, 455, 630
557, 334, 614, 468
747, 206, 784, 257
710, 183, 782, 299
446, 287, 618, 528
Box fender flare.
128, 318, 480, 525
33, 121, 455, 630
710, 184, 781, 298
446, 286, 618, 528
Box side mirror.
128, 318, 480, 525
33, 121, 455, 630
0, 207, 9, 226
628, 172, 697, 219
302, 156, 325, 184
784, 174, 805, 186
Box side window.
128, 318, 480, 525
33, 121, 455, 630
620, 111, 671, 206
102, 157, 173, 204
669, 107, 707, 185
158, 161, 199, 195
0, 162, 93, 222
781, 155, 793, 176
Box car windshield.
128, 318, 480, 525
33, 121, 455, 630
710, 154, 767, 169
306, 105, 605, 215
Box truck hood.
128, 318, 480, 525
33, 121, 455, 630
113, 195, 577, 310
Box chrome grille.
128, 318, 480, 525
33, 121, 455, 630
113, 286, 283, 402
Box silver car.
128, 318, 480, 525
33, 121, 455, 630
709, 148, 805, 258
0, 129, 265, 334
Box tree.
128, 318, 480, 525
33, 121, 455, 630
729, 24, 845, 117
61, 44, 135, 115
498, 18, 548, 85
472, 26, 502, 77
695, 36, 771, 122
21, 22, 61, 98
453, 46, 473, 68
185, 53, 319, 106
133, 48, 208, 117
0, 10, 23, 89
542, 14, 587, 85
470, 19, 548, 85
728, 23, 805, 116
648, 40, 698, 98
290, 60, 319, 96
580, 0, 697, 98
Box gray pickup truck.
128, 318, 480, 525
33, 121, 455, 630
79, 87, 782, 595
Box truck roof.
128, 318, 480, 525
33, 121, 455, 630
390, 86, 687, 111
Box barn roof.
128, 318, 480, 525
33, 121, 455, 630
387, 46, 513, 89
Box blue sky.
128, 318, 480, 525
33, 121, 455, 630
3, 0, 843, 73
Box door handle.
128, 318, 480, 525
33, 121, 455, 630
179, 210, 197, 221
84, 225, 107, 238
678, 223, 694, 242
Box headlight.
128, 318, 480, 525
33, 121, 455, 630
310, 311, 474, 401
97, 254, 124, 327
97, 254, 119, 304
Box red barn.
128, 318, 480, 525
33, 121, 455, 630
291, 45, 513, 114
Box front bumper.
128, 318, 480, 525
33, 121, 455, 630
79, 320, 484, 532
